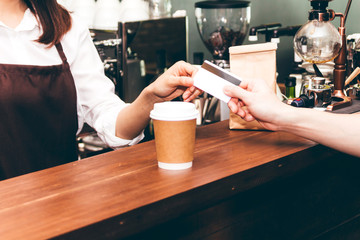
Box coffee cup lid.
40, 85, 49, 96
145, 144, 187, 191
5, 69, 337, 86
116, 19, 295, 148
150, 101, 199, 121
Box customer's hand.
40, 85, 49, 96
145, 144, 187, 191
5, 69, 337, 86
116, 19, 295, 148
147, 61, 202, 102
224, 78, 290, 131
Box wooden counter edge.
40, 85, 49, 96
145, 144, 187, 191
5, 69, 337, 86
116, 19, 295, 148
54, 144, 341, 240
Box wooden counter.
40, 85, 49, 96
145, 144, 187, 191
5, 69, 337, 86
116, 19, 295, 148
0, 120, 359, 239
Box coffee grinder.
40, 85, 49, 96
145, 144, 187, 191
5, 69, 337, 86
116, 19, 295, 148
195, 0, 251, 69
293, 0, 353, 111
195, 0, 251, 123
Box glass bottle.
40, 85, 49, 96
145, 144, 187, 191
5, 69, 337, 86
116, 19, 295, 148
149, 0, 172, 19
285, 76, 296, 99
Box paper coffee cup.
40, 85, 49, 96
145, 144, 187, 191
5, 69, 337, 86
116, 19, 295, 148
150, 101, 199, 170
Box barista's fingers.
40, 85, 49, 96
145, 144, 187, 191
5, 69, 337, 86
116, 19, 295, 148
171, 60, 198, 77
182, 87, 192, 100
192, 86, 203, 95
183, 86, 202, 102
183, 86, 202, 99
188, 85, 196, 93
169, 76, 194, 88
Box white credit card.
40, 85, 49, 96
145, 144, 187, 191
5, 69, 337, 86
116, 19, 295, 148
193, 60, 242, 103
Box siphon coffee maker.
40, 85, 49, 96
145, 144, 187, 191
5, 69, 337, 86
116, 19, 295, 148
293, 0, 353, 111
195, 0, 251, 69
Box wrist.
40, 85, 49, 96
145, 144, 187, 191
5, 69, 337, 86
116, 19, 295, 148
140, 86, 164, 107
274, 103, 300, 132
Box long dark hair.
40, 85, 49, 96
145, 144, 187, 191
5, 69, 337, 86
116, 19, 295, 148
24, 0, 72, 46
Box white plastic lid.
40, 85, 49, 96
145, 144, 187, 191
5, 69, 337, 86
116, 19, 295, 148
150, 101, 199, 121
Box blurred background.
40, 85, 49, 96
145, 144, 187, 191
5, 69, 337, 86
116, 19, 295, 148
62, 0, 360, 156
172, 0, 359, 82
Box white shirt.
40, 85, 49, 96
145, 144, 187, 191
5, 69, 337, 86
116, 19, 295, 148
0, 9, 144, 148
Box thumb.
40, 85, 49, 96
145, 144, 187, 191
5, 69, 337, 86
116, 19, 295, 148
223, 85, 250, 102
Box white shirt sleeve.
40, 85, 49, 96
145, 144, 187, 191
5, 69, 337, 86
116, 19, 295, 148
62, 16, 144, 148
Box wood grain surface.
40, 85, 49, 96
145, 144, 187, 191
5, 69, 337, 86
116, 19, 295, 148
0, 120, 320, 239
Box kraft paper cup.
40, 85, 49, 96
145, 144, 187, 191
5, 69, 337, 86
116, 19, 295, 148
150, 101, 199, 170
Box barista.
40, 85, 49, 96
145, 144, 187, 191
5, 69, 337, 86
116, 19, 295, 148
0, 0, 200, 180
224, 78, 360, 157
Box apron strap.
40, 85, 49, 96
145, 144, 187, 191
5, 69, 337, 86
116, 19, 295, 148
55, 43, 68, 64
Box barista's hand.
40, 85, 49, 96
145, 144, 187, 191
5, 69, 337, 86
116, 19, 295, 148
223, 78, 291, 131
117, 61, 201, 140
147, 61, 202, 102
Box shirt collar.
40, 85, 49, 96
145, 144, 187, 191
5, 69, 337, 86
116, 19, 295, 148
0, 8, 39, 31
16, 8, 39, 31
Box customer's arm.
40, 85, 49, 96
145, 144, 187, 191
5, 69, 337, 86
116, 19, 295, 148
224, 78, 360, 157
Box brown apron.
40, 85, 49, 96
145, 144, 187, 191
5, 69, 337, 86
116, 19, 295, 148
0, 43, 78, 180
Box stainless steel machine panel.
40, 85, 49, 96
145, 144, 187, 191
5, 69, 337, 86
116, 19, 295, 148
91, 17, 188, 103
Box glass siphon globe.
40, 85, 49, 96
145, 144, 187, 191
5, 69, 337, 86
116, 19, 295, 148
293, 20, 342, 64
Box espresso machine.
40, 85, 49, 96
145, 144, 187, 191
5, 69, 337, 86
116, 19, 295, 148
78, 17, 188, 158
194, 0, 251, 123
91, 16, 188, 103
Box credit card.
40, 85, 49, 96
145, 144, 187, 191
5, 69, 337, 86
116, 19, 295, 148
193, 60, 242, 103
